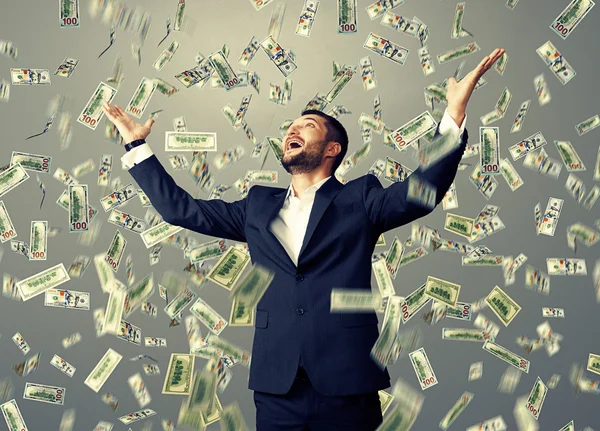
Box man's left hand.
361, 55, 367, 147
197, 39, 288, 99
446, 48, 506, 125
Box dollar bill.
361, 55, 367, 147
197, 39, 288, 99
107, 209, 146, 234
499, 158, 524, 191
12, 332, 30, 355
586, 352, 600, 376
444, 213, 474, 239
153, 40, 180, 71
437, 41, 480, 64
424, 276, 460, 307
71, 158, 95, 178
77, 81, 117, 130
546, 257, 587, 275
165, 131, 217, 151
103, 286, 126, 335
510, 99, 530, 133
372, 257, 396, 298
140, 221, 183, 248
439, 391, 473, 430
480, 127, 500, 175
575, 114, 600, 136
189, 297, 228, 335
400, 284, 429, 323
483, 339, 530, 373
189, 238, 229, 264
338, 0, 358, 33
296, 0, 319, 37
208, 50, 240, 90
23, 382, 65, 405
229, 263, 275, 308
542, 307, 564, 318
16, 263, 70, 301
105, 230, 126, 273
44, 288, 89, 310
144, 337, 167, 347
557, 420, 575, 431
550, 0, 595, 39
60, 0, 80, 28
260, 36, 297, 77
384, 236, 404, 279
363, 32, 409, 65
117, 320, 141, 345
162, 353, 195, 395
174, 0, 186, 31
248, 0, 275, 11
10, 68, 51, 85
509, 131, 547, 161
525, 376, 548, 420
0, 399, 29, 431
68, 184, 89, 232
50, 354, 76, 378
409, 347, 437, 390
164, 287, 196, 319
451, 2, 466, 39
534, 73, 552, 105
128, 373, 151, 408
123, 273, 154, 317
10, 151, 52, 173
536, 40, 576, 85
125, 77, 157, 119
330, 289, 383, 312
445, 301, 472, 321
0, 163, 29, 198
0, 201, 17, 243
470, 163, 499, 200
389, 111, 436, 151
442, 328, 487, 343
61, 332, 82, 349
100, 183, 137, 212
118, 408, 156, 425
485, 285, 521, 326
207, 247, 251, 291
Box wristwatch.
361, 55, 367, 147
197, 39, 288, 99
124, 138, 146, 152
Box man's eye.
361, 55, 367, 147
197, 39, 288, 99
306, 123, 314, 127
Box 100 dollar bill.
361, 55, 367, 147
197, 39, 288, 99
10, 151, 52, 173
0, 163, 29, 198
207, 247, 251, 290
16, 263, 70, 301
69, 184, 89, 232
162, 353, 195, 395
140, 221, 183, 248
424, 276, 460, 307
77, 81, 117, 130
125, 77, 157, 119
84, 348, 122, 393
165, 131, 217, 151
0, 399, 29, 431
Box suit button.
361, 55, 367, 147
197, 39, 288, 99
296, 273, 304, 281
296, 308, 305, 315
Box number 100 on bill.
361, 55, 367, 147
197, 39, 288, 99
338, 0, 357, 34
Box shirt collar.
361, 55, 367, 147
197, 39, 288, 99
285, 176, 332, 200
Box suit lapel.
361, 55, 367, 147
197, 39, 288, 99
298, 176, 344, 262
260, 187, 297, 271
259, 176, 344, 270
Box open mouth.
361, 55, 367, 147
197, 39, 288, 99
286, 139, 304, 152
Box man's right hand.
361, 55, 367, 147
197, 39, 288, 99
102, 101, 155, 144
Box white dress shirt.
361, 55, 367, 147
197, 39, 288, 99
121, 109, 467, 266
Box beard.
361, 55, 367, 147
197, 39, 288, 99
281, 143, 326, 175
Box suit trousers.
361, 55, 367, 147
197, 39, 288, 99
254, 367, 383, 431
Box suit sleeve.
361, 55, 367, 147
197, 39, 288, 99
127, 153, 248, 242
363, 124, 469, 235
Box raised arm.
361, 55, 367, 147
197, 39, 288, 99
102, 102, 248, 242
364, 109, 468, 234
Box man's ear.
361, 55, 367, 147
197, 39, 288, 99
328, 141, 341, 157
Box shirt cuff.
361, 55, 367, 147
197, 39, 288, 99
438, 109, 467, 139
121, 143, 154, 169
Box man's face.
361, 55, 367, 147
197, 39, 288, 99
281, 114, 329, 175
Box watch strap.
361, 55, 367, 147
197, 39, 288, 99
124, 138, 146, 152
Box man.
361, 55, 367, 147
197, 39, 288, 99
103, 48, 505, 431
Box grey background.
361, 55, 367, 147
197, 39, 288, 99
1, 0, 599, 429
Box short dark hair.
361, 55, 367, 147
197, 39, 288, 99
300, 109, 348, 176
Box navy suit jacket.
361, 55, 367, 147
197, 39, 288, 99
127, 128, 468, 396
